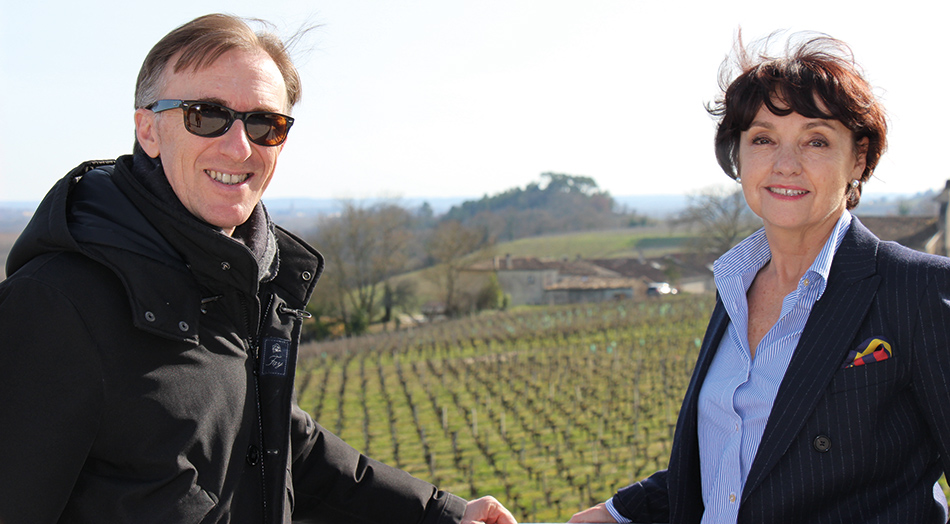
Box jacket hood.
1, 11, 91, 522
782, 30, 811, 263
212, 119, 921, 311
8, 160, 182, 272
7, 158, 207, 343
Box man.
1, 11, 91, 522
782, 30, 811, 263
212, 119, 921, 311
0, 13, 516, 524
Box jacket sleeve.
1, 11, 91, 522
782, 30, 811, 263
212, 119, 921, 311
611, 469, 672, 523
288, 403, 467, 524
910, 261, 950, 486
0, 273, 104, 524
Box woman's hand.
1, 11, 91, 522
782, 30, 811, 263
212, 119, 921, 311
569, 502, 618, 523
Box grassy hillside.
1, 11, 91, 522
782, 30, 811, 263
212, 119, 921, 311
485, 225, 693, 260
390, 226, 696, 311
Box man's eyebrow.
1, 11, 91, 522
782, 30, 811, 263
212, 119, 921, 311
195, 97, 285, 113
194, 97, 229, 106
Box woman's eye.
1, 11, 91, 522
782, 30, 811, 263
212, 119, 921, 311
751, 136, 771, 145
808, 138, 829, 147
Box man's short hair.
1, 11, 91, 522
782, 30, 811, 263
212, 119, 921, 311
134, 13, 303, 111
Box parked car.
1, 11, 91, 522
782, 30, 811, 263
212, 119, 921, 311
646, 282, 678, 297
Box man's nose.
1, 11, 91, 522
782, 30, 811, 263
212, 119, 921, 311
219, 120, 254, 161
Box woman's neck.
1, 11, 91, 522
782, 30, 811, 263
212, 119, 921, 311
761, 216, 840, 288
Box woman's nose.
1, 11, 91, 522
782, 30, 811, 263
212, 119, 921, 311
772, 143, 802, 176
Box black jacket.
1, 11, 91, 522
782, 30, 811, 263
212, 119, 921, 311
0, 155, 466, 524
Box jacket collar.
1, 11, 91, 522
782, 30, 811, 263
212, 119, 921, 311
113, 154, 271, 297
112, 154, 323, 321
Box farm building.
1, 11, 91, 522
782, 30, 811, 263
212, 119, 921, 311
464, 253, 715, 307
543, 276, 638, 305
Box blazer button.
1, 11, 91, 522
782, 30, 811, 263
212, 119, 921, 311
246, 444, 260, 466
813, 435, 832, 452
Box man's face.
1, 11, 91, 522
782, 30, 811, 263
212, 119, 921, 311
135, 48, 289, 236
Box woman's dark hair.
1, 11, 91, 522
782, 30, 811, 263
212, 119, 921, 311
708, 32, 887, 209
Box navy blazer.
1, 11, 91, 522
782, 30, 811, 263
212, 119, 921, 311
613, 218, 950, 523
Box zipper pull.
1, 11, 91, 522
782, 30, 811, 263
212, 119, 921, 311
277, 304, 312, 319
200, 295, 223, 314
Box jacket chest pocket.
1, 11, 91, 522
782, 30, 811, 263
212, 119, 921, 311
257, 298, 308, 374
829, 357, 900, 394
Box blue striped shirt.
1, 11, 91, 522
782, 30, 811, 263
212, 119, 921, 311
697, 211, 852, 523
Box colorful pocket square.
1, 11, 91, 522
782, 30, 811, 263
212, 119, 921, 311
842, 336, 892, 368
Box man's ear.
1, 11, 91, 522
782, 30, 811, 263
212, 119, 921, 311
134, 108, 161, 158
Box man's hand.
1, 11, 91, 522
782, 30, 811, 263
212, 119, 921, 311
462, 496, 517, 524
569, 502, 618, 523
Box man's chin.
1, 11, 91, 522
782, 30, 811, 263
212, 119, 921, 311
203, 208, 257, 236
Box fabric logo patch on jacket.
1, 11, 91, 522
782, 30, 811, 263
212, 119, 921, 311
261, 337, 291, 376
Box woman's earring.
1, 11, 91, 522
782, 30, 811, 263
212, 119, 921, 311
850, 179, 859, 189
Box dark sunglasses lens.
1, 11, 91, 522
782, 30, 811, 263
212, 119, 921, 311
184, 104, 231, 136
245, 113, 290, 146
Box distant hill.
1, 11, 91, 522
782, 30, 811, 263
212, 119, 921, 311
0, 185, 939, 281
261, 195, 469, 216
856, 189, 940, 216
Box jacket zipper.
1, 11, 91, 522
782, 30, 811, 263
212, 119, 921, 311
246, 295, 306, 523
244, 293, 274, 523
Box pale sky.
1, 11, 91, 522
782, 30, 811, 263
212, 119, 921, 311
1, 1, 945, 204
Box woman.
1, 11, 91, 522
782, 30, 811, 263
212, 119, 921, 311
572, 33, 950, 524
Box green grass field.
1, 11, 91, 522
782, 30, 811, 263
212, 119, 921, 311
387, 226, 698, 310
483, 226, 694, 260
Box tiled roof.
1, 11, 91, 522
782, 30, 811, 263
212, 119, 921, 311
544, 276, 640, 291
856, 215, 938, 251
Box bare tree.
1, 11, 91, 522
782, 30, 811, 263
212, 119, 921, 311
425, 220, 488, 316
311, 200, 412, 335
679, 185, 761, 255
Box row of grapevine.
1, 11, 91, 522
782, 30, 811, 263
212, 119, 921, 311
295, 295, 715, 522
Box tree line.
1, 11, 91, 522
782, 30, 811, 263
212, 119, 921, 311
444, 172, 636, 241
305, 173, 648, 338
304, 173, 757, 340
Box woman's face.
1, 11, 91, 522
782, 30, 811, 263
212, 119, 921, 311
737, 105, 866, 241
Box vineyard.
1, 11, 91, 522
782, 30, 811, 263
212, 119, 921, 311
295, 295, 714, 522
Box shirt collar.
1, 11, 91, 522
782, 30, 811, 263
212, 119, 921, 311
714, 210, 853, 300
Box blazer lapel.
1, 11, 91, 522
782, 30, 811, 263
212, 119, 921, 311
742, 219, 882, 499
669, 298, 730, 521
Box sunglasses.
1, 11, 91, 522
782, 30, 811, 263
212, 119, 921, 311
146, 99, 294, 146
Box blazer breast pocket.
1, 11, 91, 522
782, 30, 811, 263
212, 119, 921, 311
829, 357, 899, 393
